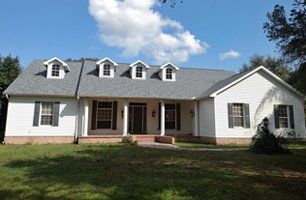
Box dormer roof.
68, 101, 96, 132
160, 62, 179, 71
96, 57, 118, 67
43, 57, 70, 72
129, 60, 150, 69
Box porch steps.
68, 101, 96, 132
78, 135, 122, 144
132, 135, 157, 143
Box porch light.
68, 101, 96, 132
152, 110, 156, 117
190, 110, 194, 118
121, 110, 124, 119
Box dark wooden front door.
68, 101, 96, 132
129, 103, 147, 134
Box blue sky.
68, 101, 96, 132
0, 0, 292, 72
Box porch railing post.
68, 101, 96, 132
83, 98, 89, 136
160, 100, 165, 136
193, 101, 199, 136
123, 99, 129, 136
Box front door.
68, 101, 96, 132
129, 103, 147, 134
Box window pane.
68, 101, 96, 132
98, 102, 112, 108
166, 68, 172, 79
232, 103, 243, 127
103, 64, 111, 76
97, 121, 111, 129
41, 102, 53, 115
96, 101, 113, 129
51, 64, 60, 77
165, 103, 175, 129
97, 109, 112, 120
136, 66, 142, 78
41, 116, 53, 125
278, 105, 288, 128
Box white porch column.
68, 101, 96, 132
83, 98, 89, 136
160, 100, 165, 136
193, 101, 199, 136
123, 99, 129, 136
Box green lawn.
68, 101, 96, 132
0, 144, 306, 200
175, 142, 248, 149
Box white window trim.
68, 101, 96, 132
103, 64, 111, 77
96, 101, 113, 130
165, 103, 176, 130
135, 66, 144, 79
39, 102, 54, 127
278, 105, 290, 129
51, 64, 60, 77
232, 103, 244, 128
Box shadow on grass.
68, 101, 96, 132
2, 145, 306, 200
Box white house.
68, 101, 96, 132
3, 57, 306, 144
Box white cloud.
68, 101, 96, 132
88, 0, 207, 64
219, 50, 241, 60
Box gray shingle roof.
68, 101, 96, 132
4, 60, 236, 100
4, 60, 82, 97
196, 70, 250, 99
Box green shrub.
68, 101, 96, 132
249, 118, 290, 154
121, 136, 137, 145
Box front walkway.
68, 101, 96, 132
138, 142, 248, 151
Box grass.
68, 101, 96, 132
0, 143, 305, 200
175, 142, 248, 149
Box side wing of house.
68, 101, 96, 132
212, 69, 305, 142
5, 96, 78, 144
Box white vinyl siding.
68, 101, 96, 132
214, 70, 305, 138
5, 96, 77, 136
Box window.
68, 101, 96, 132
97, 102, 112, 129
166, 68, 172, 80
51, 64, 60, 77
278, 105, 288, 128
165, 104, 176, 129
136, 66, 143, 78
233, 103, 244, 127
41, 102, 54, 125
103, 64, 111, 76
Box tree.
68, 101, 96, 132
263, 0, 306, 65
0, 55, 21, 136
240, 55, 291, 81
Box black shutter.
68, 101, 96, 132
228, 103, 233, 128
158, 103, 161, 130
243, 104, 250, 128
91, 100, 97, 130
52, 102, 60, 127
176, 103, 181, 130
289, 105, 295, 129
112, 101, 118, 130
33, 101, 41, 126
274, 105, 279, 129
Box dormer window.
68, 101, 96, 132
96, 57, 118, 78
51, 64, 60, 77
166, 68, 172, 80
43, 57, 70, 79
136, 66, 143, 78
159, 62, 179, 81
129, 60, 150, 80
103, 64, 111, 76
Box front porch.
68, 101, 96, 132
78, 97, 200, 139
